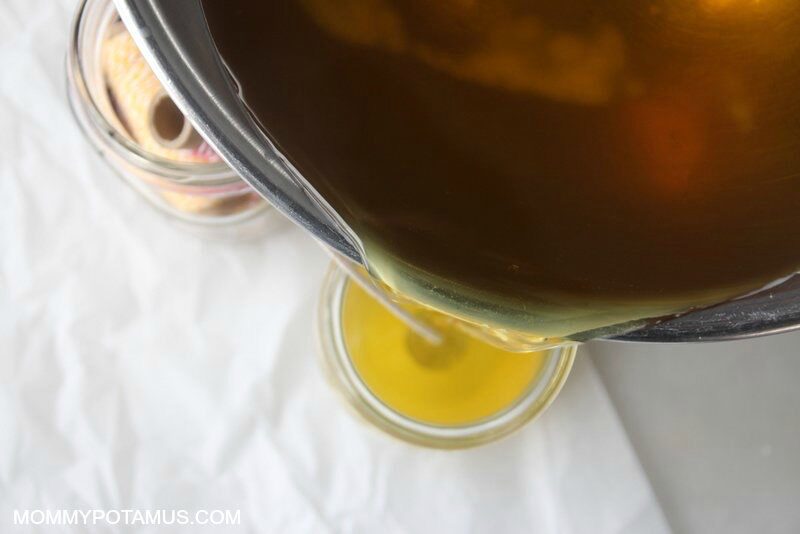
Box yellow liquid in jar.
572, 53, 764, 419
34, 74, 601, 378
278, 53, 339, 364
341, 280, 548, 426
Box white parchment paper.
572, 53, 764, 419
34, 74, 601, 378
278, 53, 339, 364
0, 1, 668, 532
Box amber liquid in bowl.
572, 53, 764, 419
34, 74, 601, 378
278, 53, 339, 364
203, 0, 800, 338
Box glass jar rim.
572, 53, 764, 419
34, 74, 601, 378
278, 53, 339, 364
67, 0, 238, 185
317, 264, 577, 449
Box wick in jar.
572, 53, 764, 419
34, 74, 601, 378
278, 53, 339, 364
328, 251, 444, 346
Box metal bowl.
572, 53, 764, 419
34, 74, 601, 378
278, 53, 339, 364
112, 0, 800, 343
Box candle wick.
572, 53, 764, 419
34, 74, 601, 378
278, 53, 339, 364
328, 252, 444, 346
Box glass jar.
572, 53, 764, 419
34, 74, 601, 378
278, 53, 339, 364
66, 0, 279, 240
317, 265, 577, 449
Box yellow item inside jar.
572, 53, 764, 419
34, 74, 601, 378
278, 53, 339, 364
341, 280, 548, 426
